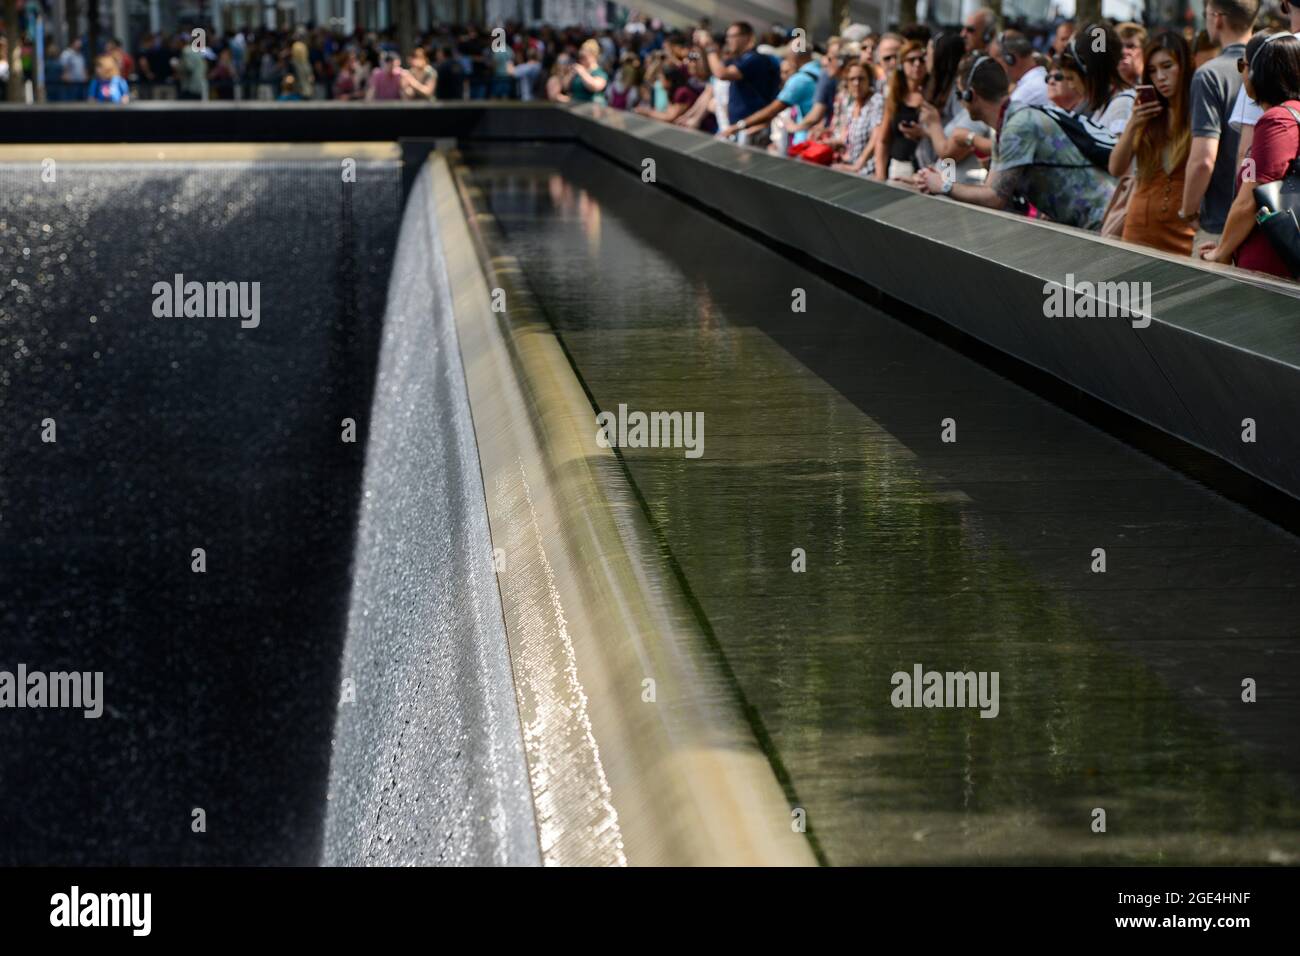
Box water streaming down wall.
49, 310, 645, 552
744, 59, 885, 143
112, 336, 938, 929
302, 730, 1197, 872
322, 163, 538, 866
0, 157, 537, 864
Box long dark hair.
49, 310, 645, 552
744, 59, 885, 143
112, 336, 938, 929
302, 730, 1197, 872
1136, 31, 1193, 183
887, 39, 926, 117
1061, 21, 1127, 114
924, 31, 967, 109
1249, 33, 1300, 107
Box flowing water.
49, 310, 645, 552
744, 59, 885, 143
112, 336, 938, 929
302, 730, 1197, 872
0, 158, 535, 865
463, 142, 1300, 865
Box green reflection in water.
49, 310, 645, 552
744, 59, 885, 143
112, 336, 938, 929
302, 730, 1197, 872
467, 146, 1300, 865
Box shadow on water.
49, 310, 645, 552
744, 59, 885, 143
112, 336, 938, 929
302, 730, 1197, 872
465, 142, 1300, 865
0, 161, 397, 863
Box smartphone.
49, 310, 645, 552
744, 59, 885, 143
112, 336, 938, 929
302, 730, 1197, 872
1135, 85, 1157, 105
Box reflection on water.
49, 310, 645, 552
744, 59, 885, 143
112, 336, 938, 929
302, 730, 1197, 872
466, 144, 1300, 865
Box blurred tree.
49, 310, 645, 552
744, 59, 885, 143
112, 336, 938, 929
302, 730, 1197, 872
831, 0, 850, 34
796, 0, 810, 33
1077, 0, 1104, 24
87, 0, 98, 64
900, 0, 917, 26
395, 0, 415, 57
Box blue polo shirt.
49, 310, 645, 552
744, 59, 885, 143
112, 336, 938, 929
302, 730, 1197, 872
726, 49, 780, 124
778, 60, 822, 143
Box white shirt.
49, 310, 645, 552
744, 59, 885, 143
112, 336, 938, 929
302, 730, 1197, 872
59, 48, 87, 82
1092, 88, 1135, 136
1230, 84, 1266, 131
1009, 65, 1050, 108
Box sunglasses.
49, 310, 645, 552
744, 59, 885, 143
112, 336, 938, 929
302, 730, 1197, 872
1048, 71, 1066, 82
880, 53, 898, 62
960, 25, 976, 34
903, 55, 925, 65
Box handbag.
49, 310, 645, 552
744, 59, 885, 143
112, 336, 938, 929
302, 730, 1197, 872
1252, 104, 1300, 277
1100, 172, 1135, 238
790, 140, 835, 165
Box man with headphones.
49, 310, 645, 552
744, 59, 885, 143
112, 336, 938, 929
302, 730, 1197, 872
918, 54, 1117, 231
961, 8, 998, 53
992, 29, 1050, 107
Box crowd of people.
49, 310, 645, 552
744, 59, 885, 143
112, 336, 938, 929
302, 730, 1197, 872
539, 5, 1300, 280
14, 5, 1300, 279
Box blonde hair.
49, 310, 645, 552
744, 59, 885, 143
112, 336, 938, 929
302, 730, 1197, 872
580, 39, 601, 61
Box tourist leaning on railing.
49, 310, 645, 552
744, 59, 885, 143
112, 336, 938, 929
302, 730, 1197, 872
874, 39, 929, 181
916, 55, 1117, 230
1199, 32, 1300, 276
827, 61, 884, 171
790, 36, 846, 141
912, 52, 994, 186
912, 32, 971, 170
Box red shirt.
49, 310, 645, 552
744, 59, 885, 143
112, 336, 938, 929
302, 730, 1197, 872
1237, 100, 1300, 277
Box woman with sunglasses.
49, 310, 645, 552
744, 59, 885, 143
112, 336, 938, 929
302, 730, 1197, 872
872, 34, 902, 93
874, 40, 929, 181
1108, 31, 1196, 255
1199, 32, 1300, 276
1046, 57, 1084, 111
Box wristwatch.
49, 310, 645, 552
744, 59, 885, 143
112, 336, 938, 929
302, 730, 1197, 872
1177, 208, 1195, 221
964, 131, 976, 148
940, 177, 955, 195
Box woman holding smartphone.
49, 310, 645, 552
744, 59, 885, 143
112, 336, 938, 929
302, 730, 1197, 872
874, 40, 928, 181
1108, 31, 1195, 254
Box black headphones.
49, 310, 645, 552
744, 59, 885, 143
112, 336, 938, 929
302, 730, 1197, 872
983, 23, 997, 45
961, 54, 992, 102
1066, 33, 1088, 75
996, 31, 1029, 65
1248, 30, 1291, 85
